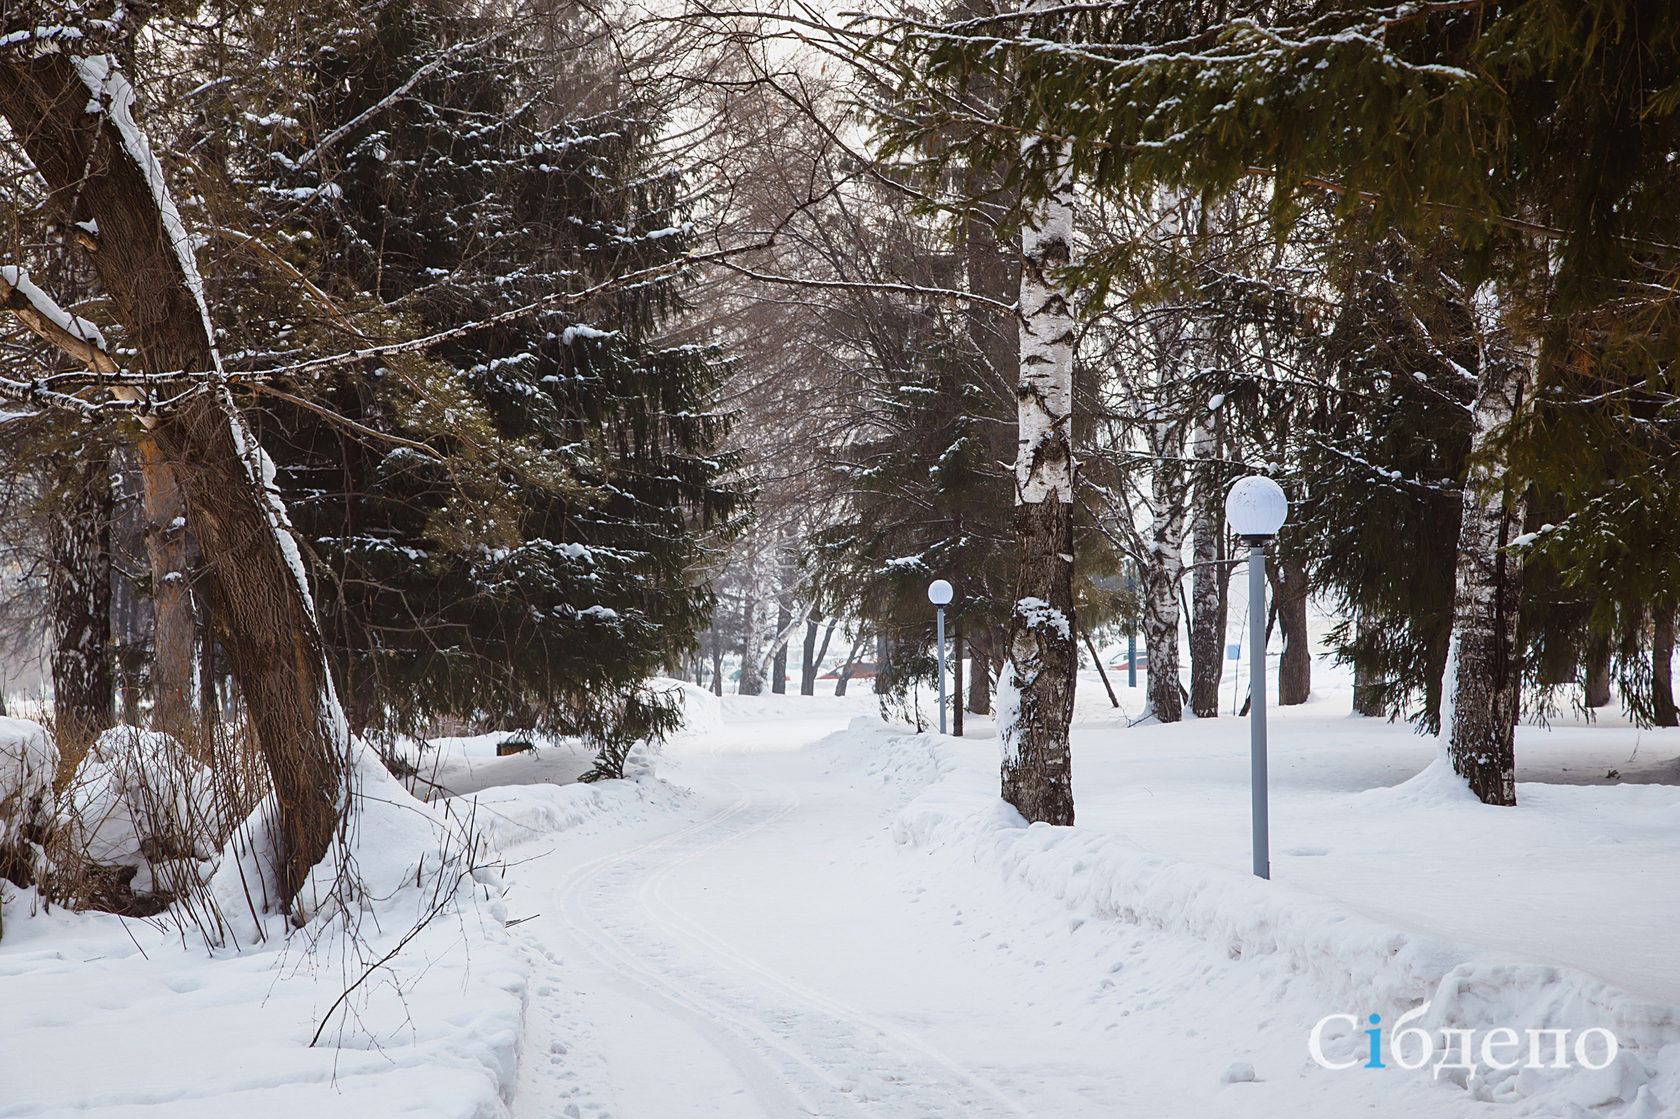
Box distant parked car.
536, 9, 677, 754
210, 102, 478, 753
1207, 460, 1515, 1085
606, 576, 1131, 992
1107, 651, 1147, 671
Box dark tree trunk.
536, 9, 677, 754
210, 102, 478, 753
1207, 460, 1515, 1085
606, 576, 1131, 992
799, 618, 819, 696
1352, 655, 1384, 717
769, 601, 789, 688
835, 627, 866, 696
709, 628, 723, 697
967, 641, 990, 714
49, 450, 115, 744
1653, 607, 1677, 727
1583, 634, 1612, 709
874, 631, 890, 695
198, 587, 220, 732
771, 600, 790, 694
1, 45, 348, 907
1082, 628, 1119, 708
952, 620, 965, 736
802, 617, 835, 696
1188, 430, 1228, 718
1273, 562, 1311, 706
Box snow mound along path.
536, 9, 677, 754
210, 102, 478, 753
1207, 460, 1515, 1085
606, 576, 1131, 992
881, 730, 1680, 1116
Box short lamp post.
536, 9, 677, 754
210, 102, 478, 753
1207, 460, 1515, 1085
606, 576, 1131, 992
1225, 476, 1289, 881
928, 579, 954, 734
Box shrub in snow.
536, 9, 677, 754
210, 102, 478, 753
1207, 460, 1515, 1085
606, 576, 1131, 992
0, 718, 58, 891
63, 727, 215, 909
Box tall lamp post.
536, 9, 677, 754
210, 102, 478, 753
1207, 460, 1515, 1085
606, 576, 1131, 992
1225, 476, 1288, 880
928, 579, 953, 734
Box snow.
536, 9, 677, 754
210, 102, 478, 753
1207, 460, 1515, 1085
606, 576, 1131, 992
0, 265, 108, 349
65, 727, 215, 893
0, 717, 57, 880
6, 669, 1680, 1117
1014, 595, 1071, 640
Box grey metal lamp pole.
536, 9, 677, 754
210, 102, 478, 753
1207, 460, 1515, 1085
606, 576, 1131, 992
928, 579, 954, 734
1225, 476, 1289, 881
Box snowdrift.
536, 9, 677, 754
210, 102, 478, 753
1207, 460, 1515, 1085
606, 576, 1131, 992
877, 726, 1680, 1115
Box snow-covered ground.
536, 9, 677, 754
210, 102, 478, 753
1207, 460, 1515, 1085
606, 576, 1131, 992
4, 667, 1679, 1117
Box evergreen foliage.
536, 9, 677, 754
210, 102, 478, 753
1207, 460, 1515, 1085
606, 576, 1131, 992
203, 0, 747, 761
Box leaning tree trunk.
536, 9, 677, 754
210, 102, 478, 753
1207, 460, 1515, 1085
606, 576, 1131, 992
48, 448, 115, 744
999, 157, 1076, 826
1446, 335, 1529, 807
1, 42, 349, 907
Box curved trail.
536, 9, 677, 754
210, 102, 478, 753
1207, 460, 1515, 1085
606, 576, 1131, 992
514, 776, 1040, 1119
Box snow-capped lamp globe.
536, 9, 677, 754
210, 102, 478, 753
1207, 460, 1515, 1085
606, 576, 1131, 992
927, 579, 954, 734
1224, 474, 1289, 544
1225, 474, 1289, 884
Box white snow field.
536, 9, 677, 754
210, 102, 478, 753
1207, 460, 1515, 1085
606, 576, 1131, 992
4, 670, 1680, 1117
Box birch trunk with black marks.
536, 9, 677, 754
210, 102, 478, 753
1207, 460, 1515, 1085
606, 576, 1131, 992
999, 160, 1076, 826
1142, 412, 1188, 724
737, 589, 763, 695
1, 42, 349, 908
1447, 330, 1529, 806
49, 450, 115, 743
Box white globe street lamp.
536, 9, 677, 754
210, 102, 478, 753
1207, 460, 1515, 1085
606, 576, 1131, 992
928, 579, 954, 734
1225, 476, 1289, 880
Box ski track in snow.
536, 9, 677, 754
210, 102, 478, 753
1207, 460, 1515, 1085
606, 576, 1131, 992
511, 783, 1043, 1119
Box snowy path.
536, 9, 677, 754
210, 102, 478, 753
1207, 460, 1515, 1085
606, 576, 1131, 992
504, 715, 1126, 1119
498, 703, 1520, 1119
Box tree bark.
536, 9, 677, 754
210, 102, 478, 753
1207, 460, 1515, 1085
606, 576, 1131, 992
999, 155, 1076, 826
799, 617, 824, 696
737, 589, 763, 695
1582, 633, 1612, 709
1274, 562, 1311, 705
1, 43, 349, 906
771, 599, 790, 694
709, 627, 724, 697
1447, 332, 1528, 807
1142, 445, 1188, 724
951, 620, 965, 736
967, 641, 990, 714
49, 449, 115, 744
874, 630, 895, 695
1653, 606, 1677, 728
138, 436, 195, 731
1352, 648, 1384, 717
1188, 420, 1228, 717
835, 626, 867, 697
